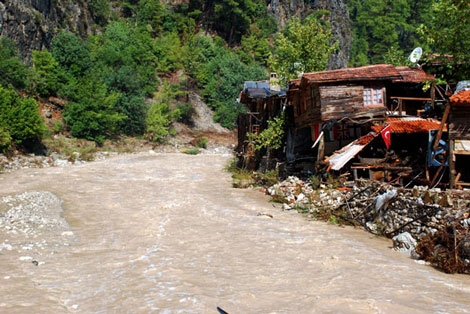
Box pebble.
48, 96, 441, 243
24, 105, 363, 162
19, 256, 33, 261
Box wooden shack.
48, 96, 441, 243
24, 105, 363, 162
448, 90, 470, 188
287, 64, 437, 157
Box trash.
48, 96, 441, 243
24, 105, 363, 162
375, 189, 397, 211
393, 232, 417, 252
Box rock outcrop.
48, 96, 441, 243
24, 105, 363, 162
267, 0, 352, 69
0, 0, 93, 61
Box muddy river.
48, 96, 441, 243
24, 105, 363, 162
0, 152, 468, 313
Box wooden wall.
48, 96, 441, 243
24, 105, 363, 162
449, 107, 470, 140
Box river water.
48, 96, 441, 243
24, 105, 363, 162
0, 152, 468, 313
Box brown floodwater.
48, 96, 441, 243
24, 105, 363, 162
0, 152, 469, 313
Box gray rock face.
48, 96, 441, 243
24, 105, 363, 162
0, 0, 93, 61
267, 0, 352, 69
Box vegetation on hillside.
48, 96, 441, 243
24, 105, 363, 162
0, 0, 468, 154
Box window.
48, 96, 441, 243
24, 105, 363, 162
363, 86, 384, 106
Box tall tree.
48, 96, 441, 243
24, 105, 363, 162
269, 13, 337, 86
419, 0, 470, 81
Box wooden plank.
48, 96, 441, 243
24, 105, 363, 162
390, 96, 432, 101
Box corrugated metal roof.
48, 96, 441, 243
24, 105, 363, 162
242, 81, 286, 99
326, 132, 379, 171
302, 64, 401, 83
393, 67, 435, 83
450, 90, 470, 106
371, 117, 442, 134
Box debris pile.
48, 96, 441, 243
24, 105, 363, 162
267, 177, 470, 273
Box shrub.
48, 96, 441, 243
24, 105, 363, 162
196, 136, 208, 148
0, 86, 45, 147
0, 126, 12, 154
180, 147, 200, 155
176, 103, 195, 124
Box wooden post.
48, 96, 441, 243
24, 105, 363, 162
449, 139, 456, 189
433, 103, 451, 153
398, 99, 403, 115
431, 83, 436, 109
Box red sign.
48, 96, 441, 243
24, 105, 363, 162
381, 125, 391, 149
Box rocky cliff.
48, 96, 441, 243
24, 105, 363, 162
0, 0, 93, 61
267, 0, 352, 69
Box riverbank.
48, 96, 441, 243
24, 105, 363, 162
265, 176, 470, 274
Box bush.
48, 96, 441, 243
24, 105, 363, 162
180, 147, 200, 155
196, 136, 208, 148
0, 126, 12, 154
175, 103, 195, 124
0, 86, 45, 147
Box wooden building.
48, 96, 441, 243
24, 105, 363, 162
448, 90, 470, 188
236, 81, 286, 167
287, 64, 437, 158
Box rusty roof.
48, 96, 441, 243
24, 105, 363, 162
371, 117, 443, 134
302, 64, 401, 83
450, 90, 470, 106
393, 67, 435, 83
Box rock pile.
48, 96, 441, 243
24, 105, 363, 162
0, 191, 74, 262
0, 151, 111, 173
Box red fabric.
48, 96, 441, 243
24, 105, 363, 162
381, 125, 391, 149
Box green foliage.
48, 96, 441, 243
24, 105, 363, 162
269, 13, 337, 86
239, 24, 272, 66
0, 37, 31, 89
419, 0, 470, 81
89, 0, 110, 26
201, 48, 266, 128
154, 32, 183, 73
0, 126, 12, 154
248, 112, 285, 151
175, 103, 195, 124
146, 102, 171, 142
64, 77, 125, 144
180, 147, 200, 155
51, 31, 91, 77
91, 21, 158, 135
196, 136, 208, 148
0, 86, 45, 146
136, 0, 165, 35
214, 101, 247, 129
383, 45, 410, 66
347, 0, 433, 66
31, 50, 64, 97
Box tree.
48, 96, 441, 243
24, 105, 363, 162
269, 13, 337, 86
0, 37, 31, 89
64, 77, 125, 144
0, 86, 45, 147
31, 50, 64, 97
419, 0, 470, 81
52, 31, 91, 77
347, 0, 433, 66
